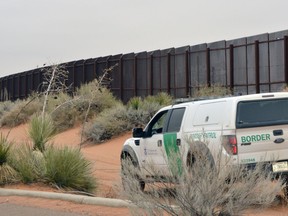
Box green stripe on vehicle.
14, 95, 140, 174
163, 133, 183, 176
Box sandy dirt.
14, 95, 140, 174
0, 124, 131, 216
0, 124, 288, 216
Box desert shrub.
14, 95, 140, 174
126, 92, 173, 128
44, 146, 96, 192
28, 114, 56, 152
0, 135, 19, 184
0, 100, 16, 117
45, 92, 72, 114
121, 143, 284, 216
9, 144, 45, 183
50, 100, 78, 132
84, 104, 130, 143
192, 84, 231, 98
84, 93, 173, 143
0, 98, 42, 127
125, 105, 159, 128
36, 91, 79, 132
74, 79, 120, 120
143, 92, 173, 107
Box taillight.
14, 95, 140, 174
222, 135, 238, 155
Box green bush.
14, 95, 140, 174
28, 114, 56, 152
9, 144, 45, 183
44, 146, 96, 192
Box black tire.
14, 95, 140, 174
121, 153, 145, 192
186, 142, 215, 174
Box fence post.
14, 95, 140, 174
82, 59, 87, 84
229, 44, 234, 92
134, 54, 138, 97
185, 50, 189, 96
119, 55, 123, 101
255, 40, 260, 93
206, 47, 211, 87
167, 51, 171, 94
150, 52, 154, 95
93, 58, 98, 80
284, 36, 288, 85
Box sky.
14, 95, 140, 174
0, 0, 288, 77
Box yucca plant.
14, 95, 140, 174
0, 135, 19, 184
9, 143, 45, 183
127, 97, 142, 110
28, 114, 56, 152
44, 146, 96, 193
144, 92, 173, 106
0, 135, 11, 165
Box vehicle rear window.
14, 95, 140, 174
236, 98, 288, 128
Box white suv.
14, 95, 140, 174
121, 92, 288, 190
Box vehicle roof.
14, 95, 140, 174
168, 92, 288, 109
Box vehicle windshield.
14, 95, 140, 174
236, 98, 288, 128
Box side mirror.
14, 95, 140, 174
132, 127, 144, 138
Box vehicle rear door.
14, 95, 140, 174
236, 98, 288, 169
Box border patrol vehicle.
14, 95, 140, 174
121, 92, 288, 190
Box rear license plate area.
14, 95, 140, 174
272, 161, 288, 173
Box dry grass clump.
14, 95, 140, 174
0, 98, 42, 127
121, 146, 284, 216
192, 83, 231, 98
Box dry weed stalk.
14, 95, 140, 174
121, 142, 284, 216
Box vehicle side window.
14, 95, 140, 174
145, 110, 168, 137
166, 108, 185, 132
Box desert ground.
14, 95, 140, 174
0, 124, 288, 216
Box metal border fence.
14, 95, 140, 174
1, 30, 288, 102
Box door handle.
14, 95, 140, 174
177, 139, 181, 146
157, 140, 162, 147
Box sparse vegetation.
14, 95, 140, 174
121, 144, 284, 216
0, 70, 287, 215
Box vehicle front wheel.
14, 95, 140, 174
121, 155, 145, 192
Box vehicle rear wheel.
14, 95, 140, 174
186, 142, 215, 174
